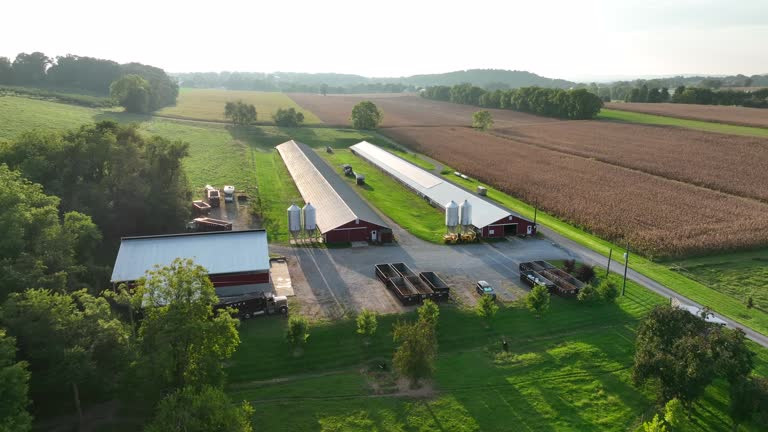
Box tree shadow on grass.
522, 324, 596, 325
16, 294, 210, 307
92, 110, 153, 125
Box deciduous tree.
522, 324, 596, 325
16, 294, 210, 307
224, 101, 257, 125
286, 316, 310, 356
351, 101, 382, 130
0, 329, 32, 432
526, 285, 550, 317
129, 259, 240, 404
145, 386, 254, 432
472, 110, 494, 130
110, 74, 151, 113
272, 107, 305, 127
356, 309, 377, 344
392, 319, 437, 388
417, 300, 440, 330
476, 295, 499, 328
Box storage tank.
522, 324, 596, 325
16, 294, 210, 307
302, 202, 316, 233
459, 199, 472, 227
445, 200, 459, 230
287, 204, 301, 235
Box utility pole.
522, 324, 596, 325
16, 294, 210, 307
606, 248, 612, 277
621, 242, 630, 296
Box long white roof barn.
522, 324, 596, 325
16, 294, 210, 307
111, 230, 270, 283
350, 141, 516, 230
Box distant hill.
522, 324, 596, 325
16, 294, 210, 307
173, 69, 574, 93
393, 69, 574, 89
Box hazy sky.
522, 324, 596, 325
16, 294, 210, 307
2, 0, 767, 81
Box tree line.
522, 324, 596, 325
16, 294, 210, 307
0, 52, 179, 111
421, 83, 604, 120
617, 83, 768, 108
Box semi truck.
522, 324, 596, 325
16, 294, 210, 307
205, 185, 221, 207
186, 217, 232, 232
216, 292, 288, 319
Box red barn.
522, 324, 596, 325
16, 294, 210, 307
277, 140, 392, 244
111, 229, 271, 297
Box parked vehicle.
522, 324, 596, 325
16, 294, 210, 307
192, 200, 212, 216
186, 217, 232, 232
223, 185, 235, 203
476, 281, 496, 300
205, 185, 221, 207
216, 292, 288, 319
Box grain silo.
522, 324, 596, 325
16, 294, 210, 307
302, 202, 316, 237
445, 200, 459, 232
459, 199, 472, 230
287, 204, 301, 237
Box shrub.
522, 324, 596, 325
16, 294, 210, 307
575, 264, 595, 283
272, 107, 305, 127
356, 309, 377, 342
417, 300, 440, 329
563, 259, 576, 274
286, 316, 310, 354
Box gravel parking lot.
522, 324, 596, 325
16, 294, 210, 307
272, 220, 576, 319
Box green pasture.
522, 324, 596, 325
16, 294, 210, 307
156, 88, 322, 124
599, 109, 768, 138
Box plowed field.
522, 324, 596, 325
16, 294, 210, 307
383, 126, 768, 258
288, 93, 559, 128
605, 102, 768, 128
492, 121, 768, 202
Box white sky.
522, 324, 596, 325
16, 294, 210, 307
2, 0, 767, 81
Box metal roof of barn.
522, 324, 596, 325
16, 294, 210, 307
111, 229, 270, 283
350, 141, 524, 229
276, 140, 388, 233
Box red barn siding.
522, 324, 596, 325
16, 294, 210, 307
323, 219, 392, 244
480, 215, 536, 238
209, 272, 270, 287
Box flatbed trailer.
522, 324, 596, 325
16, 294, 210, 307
419, 271, 450, 300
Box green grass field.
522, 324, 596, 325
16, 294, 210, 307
156, 88, 322, 124
318, 148, 445, 243
599, 109, 768, 138
668, 249, 768, 313
226, 271, 768, 431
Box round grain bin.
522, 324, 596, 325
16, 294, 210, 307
287, 204, 302, 235
302, 202, 317, 233
459, 199, 472, 227
445, 200, 459, 230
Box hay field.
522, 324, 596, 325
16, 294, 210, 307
605, 102, 768, 128
157, 88, 322, 124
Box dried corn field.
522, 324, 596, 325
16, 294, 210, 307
491, 121, 768, 202
382, 126, 768, 258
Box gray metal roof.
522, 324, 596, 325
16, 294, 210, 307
111, 230, 270, 283
350, 141, 518, 229
276, 140, 388, 233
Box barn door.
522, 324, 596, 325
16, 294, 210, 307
371, 230, 378, 242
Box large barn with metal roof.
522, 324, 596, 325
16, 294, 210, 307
350, 141, 536, 238
111, 229, 271, 296
276, 140, 392, 244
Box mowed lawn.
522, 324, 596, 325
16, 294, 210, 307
318, 148, 445, 243
156, 88, 322, 124
226, 271, 768, 431
598, 109, 768, 138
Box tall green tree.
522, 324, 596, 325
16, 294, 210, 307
392, 319, 437, 388
633, 305, 753, 409
526, 285, 550, 317
0, 165, 100, 299
0, 329, 32, 432
0, 57, 12, 84
0, 121, 192, 249
286, 316, 310, 356
272, 107, 304, 126
224, 101, 257, 125
110, 74, 152, 113
145, 386, 254, 432
1, 290, 130, 426
356, 309, 378, 344
472, 110, 494, 130
476, 295, 499, 328
417, 300, 440, 330
11, 52, 50, 85
351, 101, 383, 130
129, 259, 239, 404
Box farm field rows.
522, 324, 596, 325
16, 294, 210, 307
491, 121, 768, 202
605, 102, 768, 129
226, 271, 768, 431
157, 88, 322, 124
599, 109, 768, 138
380, 126, 768, 258
289, 92, 561, 127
